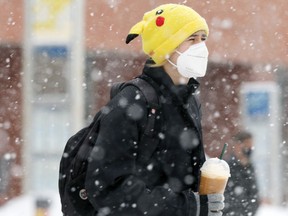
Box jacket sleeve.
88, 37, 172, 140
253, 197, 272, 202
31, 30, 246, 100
85, 87, 203, 216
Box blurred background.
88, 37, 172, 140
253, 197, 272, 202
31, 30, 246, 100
0, 0, 287, 215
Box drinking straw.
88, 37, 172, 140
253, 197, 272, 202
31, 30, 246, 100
219, 143, 228, 160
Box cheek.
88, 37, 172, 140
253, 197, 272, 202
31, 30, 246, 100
177, 42, 191, 53
170, 52, 178, 63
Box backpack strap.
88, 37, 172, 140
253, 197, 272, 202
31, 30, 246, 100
128, 78, 160, 108
128, 78, 161, 164
111, 78, 161, 164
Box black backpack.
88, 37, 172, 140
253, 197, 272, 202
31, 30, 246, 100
58, 77, 161, 216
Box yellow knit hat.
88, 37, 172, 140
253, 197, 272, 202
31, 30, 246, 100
126, 4, 209, 65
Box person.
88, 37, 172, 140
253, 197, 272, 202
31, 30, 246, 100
84, 4, 225, 216
223, 131, 260, 216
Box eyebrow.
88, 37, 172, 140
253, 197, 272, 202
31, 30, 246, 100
189, 33, 207, 38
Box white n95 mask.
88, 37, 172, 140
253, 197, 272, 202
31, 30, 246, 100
168, 42, 209, 78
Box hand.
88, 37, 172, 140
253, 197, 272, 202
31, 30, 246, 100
200, 194, 225, 216
185, 190, 225, 216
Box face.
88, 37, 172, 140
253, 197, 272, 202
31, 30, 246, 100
169, 30, 208, 64
234, 138, 253, 158
164, 30, 208, 84
242, 138, 253, 152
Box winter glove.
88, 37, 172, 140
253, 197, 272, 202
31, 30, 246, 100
195, 193, 224, 216
199, 194, 224, 216
185, 190, 225, 216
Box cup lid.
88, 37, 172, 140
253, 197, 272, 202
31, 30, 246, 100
200, 157, 230, 177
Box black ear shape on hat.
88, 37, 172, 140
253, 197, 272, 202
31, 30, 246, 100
126, 34, 139, 44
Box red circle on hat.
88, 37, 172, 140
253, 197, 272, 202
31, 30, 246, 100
156, 16, 165, 27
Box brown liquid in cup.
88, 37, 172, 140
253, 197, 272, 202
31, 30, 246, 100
199, 174, 228, 195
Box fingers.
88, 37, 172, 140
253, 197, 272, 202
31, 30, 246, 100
208, 211, 223, 216
207, 194, 225, 213
198, 193, 225, 216
207, 194, 225, 202
209, 201, 225, 212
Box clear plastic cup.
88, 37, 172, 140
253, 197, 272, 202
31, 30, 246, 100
199, 157, 230, 195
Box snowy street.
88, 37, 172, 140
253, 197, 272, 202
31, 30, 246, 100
0, 192, 287, 216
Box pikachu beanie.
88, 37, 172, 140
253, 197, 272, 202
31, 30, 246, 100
126, 4, 209, 65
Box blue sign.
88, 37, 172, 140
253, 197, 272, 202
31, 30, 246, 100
245, 91, 269, 118
34, 46, 68, 58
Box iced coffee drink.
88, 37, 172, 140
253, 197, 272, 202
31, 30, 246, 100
199, 157, 230, 195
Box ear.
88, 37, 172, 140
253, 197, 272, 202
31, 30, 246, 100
126, 34, 139, 44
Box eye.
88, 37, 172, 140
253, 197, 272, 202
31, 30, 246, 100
156, 9, 163, 15
187, 37, 195, 41
187, 35, 207, 42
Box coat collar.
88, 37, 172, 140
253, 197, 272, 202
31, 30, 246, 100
142, 60, 200, 104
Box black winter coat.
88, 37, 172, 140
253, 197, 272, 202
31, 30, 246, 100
85, 63, 206, 216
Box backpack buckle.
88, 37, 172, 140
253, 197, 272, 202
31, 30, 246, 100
79, 189, 88, 200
